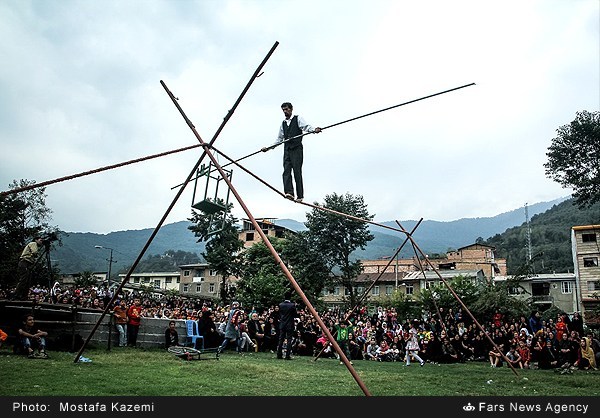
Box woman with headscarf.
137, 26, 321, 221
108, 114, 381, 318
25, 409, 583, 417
197, 310, 221, 349
575, 337, 597, 370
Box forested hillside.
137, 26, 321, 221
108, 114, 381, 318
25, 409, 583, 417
484, 198, 600, 274
50, 197, 570, 274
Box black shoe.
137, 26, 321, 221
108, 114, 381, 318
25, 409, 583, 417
285, 357, 292, 360
277, 356, 283, 359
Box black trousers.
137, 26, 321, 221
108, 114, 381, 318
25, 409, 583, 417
277, 328, 295, 359
14, 259, 34, 300
127, 324, 140, 347
282, 145, 303, 199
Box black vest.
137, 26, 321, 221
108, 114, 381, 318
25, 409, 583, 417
282, 116, 303, 149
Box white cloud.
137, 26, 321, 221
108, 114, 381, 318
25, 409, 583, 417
1, 0, 596, 233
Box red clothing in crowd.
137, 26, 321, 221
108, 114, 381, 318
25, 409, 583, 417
127, 304, 142, 326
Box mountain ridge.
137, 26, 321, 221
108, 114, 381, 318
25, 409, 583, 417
51, 196, 570, 273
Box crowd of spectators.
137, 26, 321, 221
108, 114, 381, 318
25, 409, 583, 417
2, 283, 599, 372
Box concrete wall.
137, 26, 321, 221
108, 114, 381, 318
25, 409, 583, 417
0, 301, 188, 351
77, 312, 188, 349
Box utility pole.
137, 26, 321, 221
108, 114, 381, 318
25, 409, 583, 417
95, 246, 115, 288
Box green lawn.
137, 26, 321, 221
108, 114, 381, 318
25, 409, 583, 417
0, 346, 598, 397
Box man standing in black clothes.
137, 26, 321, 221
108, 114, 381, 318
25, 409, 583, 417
262, 102, 321, 202
277, 291, 298, 360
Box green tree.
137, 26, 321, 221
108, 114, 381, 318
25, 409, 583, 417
544, 110, 600, 208
236, 237, 288, 309
236, 232, 330, 310
0, 180, 58, 291
74, 271, 100, 288
379, 288, 421, 321
128, 250, 202, 273
188, 202, 243, 304
281, 231, 330, 304
469, 279, 531, 321
305, 192, 374, 307
417, 274, 481, 315
485, 198, 600, 274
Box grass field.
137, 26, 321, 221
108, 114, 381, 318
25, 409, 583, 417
0, 346, 598, 397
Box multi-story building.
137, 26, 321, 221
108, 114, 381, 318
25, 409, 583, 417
445, 243, 507, 278
116, 272, 181, 292
571, 224, 600, 325
178, 263, 222, 300
238, 218, 292, 248
493, 272, 577, 314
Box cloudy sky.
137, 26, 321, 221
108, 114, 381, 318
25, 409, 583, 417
1, 0, 598, 234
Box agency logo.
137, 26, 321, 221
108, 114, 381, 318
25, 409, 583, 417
463, 403, 475, 412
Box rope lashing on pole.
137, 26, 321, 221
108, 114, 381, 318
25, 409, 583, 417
170, 82, 476, 190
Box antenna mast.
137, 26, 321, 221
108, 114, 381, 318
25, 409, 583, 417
525, 202, 532, 261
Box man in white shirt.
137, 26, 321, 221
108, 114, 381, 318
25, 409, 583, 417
263, 102, 321, 202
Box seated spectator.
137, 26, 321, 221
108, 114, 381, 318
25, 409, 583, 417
315, 333, 335, 358
504, 345, 522, 369
389, 343, 401, 362
197, 310, 221, 349
164, 321, 180, 349
574, 337, 597, 370
365, 337, 379, 361
489, 344, 503, 368
348, 332, 364, 361
459, 333, 476, 361
262, 317, 279, 353
425, 333, 443, 364
18, 314, 49, 359
517, 340, 531, 369
440, 336, 460, 364
376, 339, 394, 362
557, 332, 578, 369
451, 334, 466, 363
291, 330, 310, 356
247, 312, 265, 352
537, 338, 558, 369
237, 317, 257, 352
586, 332, 600, 365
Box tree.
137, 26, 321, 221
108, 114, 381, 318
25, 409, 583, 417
469, 279, 531, 322
417, 275, 480, 315
0, 180, 58, 292
280, 231, 330, 304
236, 232, 330, 310
188, 201, 243, 303
74, 271, 100, 288
126, 250, 202, 273
304, 192, 374, 307
544, 110, 600, 208
236, 237, 288, 309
